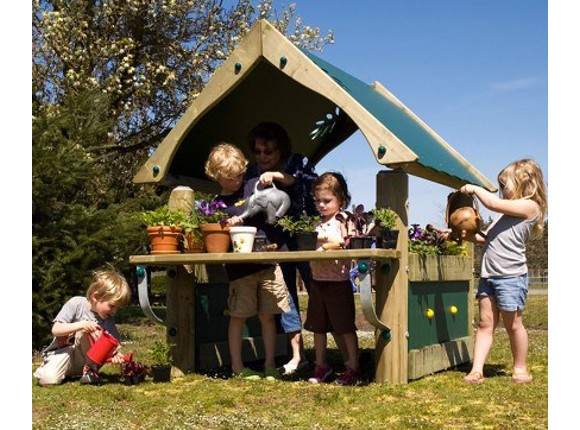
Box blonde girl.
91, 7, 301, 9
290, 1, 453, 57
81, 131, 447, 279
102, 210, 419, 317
460, 159, 547, 384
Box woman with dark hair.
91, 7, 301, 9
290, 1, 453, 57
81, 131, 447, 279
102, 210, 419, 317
246, 121, 317, 375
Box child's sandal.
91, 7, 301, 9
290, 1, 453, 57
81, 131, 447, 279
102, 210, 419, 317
464, 371, 485, 384
511, 369, 533, 384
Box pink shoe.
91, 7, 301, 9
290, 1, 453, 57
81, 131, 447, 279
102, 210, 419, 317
336, 367, 359, 386
308, 365, 333, 384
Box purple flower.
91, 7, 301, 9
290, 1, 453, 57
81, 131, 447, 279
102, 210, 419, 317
195, 199, 228, 223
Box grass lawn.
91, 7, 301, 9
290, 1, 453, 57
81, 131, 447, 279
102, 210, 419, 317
32, 294, 548, 429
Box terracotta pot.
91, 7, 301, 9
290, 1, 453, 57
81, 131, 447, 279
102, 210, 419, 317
184, 231, 204, 253
201, 223, 231, 253
147, 226, 182, 254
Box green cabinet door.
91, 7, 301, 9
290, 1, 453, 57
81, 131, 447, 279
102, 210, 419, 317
408, 281, 470, 350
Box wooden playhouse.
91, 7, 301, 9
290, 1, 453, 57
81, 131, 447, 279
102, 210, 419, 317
130, 20, 495, 384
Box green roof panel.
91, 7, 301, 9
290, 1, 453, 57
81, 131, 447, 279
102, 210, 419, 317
303, 50, 490, 189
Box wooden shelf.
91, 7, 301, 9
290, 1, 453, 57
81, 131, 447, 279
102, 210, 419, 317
129, 248, 400, 265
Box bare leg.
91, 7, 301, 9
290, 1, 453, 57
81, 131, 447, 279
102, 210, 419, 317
313, 332, 328, 367
332, 332, 349, 364
466, 296, 499, 379
501, 309, 529, 372
285, 331, 303, 367
339, 332, 359, 370
258, 313, 277, 369
228, 316, 247, 373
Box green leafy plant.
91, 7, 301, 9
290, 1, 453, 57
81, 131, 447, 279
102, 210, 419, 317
140, 205, 188, 227
276, 214, 321, 234
371, 207, 398, 230
147, 340, 175, 367
180, 210, 204, 239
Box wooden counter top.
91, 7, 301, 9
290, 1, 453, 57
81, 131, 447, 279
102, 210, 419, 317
129, 248, 400, 265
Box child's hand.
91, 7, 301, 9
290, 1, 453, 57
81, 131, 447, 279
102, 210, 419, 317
80, 320, 99, 334
226, 216, 244, 226
110, 351, 126, 364
460, 184, 476, 195
439, 229, 452, 241
259, 172, 281, 186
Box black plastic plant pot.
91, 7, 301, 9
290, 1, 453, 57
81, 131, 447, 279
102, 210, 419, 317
294, 232, 318, 250
348, 236, 374, 249
124, 375, 141, 385
151, 365, 171, 383
378, 229, 399, 249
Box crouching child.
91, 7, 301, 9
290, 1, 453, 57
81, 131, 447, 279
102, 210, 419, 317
33, 270, 132, 386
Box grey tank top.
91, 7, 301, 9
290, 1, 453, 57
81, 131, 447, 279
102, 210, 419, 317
480, 212, 538, 278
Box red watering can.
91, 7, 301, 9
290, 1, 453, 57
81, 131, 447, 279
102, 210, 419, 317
86, 327, 131, 366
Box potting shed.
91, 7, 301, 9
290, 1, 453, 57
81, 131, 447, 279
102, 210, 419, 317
130, 20, 496, 384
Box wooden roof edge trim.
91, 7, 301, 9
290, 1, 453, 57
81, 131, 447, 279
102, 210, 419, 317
133, 22, 266, 184
258, 21, 418, 166
371, 81, 497, 191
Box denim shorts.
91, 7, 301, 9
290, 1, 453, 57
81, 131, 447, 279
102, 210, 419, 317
477, 274, 529, 311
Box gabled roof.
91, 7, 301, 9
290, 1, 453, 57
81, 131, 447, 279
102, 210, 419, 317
133, 20, 495, 192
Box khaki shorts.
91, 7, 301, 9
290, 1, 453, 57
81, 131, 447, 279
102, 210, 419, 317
228, 265, 290, 317
33, 331, 93, 385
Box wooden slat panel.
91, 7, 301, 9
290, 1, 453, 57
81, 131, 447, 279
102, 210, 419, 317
408, 336, 474, 380
408, 253, 472, 282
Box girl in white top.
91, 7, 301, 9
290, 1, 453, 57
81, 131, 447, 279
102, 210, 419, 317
305, 172, 360, 386
455, 159, 547, 384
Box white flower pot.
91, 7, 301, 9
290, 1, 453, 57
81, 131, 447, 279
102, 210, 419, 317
229, 226, 257, 253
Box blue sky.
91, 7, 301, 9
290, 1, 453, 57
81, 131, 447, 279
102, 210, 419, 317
295, 0, 547, 227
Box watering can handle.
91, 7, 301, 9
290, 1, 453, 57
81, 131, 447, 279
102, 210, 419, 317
87, 325, 103, 347
253, 180, 277, 193
87, 326, 131, 363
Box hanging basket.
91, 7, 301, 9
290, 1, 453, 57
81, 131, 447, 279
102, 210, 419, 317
147, 226, 182, 255
201, 223, 231, 253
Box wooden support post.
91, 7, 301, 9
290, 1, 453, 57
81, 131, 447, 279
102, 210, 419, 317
374, 170, 409, 384
166, 187, 197, 375
166, 266, 196, 375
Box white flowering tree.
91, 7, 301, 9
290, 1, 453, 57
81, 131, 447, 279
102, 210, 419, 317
32, 0, 333, 349
32, 0, 333, 158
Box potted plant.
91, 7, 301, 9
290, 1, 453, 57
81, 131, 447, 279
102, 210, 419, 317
147, 340, 175, 383
371, 207, 399, 249
277, 214, 321, 250
342, 208, 375, 249
180, 210, 204, 253
140, 205, 188, 254
120, 358, 148, 385
196, 199, 230, 253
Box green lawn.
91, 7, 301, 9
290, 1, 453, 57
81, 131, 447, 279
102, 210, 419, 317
32, 295, 548, 429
